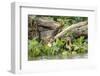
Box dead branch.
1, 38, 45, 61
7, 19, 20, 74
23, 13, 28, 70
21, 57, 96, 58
54, 21, 88, 39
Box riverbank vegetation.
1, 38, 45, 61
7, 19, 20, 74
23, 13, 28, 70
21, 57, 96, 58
28, 15, 88, 60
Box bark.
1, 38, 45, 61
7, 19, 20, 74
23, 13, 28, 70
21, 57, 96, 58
36, 17, 61, 30
40, 30, 56, 40
38, 26, 50, 31
54, 21, 88, 39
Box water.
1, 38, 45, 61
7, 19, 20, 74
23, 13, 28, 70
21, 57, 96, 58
29, 54, 88, 61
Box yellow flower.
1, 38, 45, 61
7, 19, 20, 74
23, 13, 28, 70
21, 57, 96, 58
47, 42, 52, 47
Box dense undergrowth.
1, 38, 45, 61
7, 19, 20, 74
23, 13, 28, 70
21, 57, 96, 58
28, 15, 88, 60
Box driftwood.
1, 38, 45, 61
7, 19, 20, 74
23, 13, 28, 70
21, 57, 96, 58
38, 26, 49, 31
70, 25, 88, 38
34, 17, 62, 42
54, 21, 88, 39
36, 17, 61, 30
40, 30, 55, 40
28, 16, 88, 44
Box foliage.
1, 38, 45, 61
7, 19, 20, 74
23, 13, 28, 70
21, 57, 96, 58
28, 36, 88, 60
72, 36, 88, 54
28, 15, 88, 60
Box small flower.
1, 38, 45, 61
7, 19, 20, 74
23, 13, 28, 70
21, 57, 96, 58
47, 42, 52, 47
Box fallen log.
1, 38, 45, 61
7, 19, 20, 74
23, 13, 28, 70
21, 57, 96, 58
36, 17, 61, 30
54, 21, 88, 39
40, 30, 55, 40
